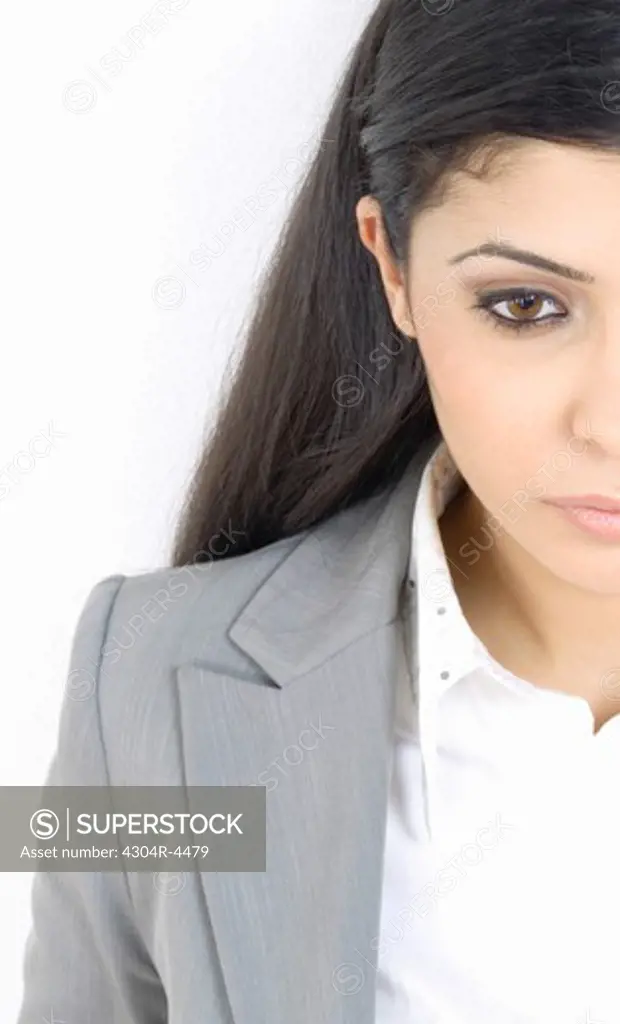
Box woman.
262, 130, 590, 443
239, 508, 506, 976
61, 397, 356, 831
18, 0, 620, 1021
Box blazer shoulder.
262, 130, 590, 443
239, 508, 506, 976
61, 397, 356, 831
121, 529, 304, 619
81, 530, 306, 682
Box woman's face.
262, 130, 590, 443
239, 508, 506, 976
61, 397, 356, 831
357, 139, 620, 595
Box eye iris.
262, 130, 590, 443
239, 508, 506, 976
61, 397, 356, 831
506, 293, 544, 320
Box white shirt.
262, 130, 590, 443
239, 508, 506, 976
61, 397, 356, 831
375, 439, 620, 1024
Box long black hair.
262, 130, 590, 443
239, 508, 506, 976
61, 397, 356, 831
171, 0, 620, 566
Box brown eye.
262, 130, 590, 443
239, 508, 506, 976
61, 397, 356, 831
474, 289, 569, 331
505, 293, 544, 320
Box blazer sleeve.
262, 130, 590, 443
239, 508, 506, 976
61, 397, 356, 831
16, 576, 168, 1024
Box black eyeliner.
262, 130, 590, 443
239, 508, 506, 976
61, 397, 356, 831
471, 287, 569, 332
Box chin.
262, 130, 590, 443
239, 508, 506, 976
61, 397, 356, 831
532, 544, 620, 596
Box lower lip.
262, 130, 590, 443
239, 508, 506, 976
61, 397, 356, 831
546, 503, 620, 540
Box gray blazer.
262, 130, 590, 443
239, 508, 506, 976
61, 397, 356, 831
17, 440, 434, 1024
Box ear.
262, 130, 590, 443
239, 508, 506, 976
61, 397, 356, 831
355, 195, 416, 339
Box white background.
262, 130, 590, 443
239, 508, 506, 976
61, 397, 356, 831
1, 0, 373, 1016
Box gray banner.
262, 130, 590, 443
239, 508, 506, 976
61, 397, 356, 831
0, 786, 265, 871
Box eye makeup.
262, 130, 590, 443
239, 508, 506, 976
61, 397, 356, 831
471, 287, 570, 334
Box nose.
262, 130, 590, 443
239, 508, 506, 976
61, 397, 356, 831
573, 326, 620, 459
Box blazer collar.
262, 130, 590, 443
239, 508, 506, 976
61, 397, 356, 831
228, 438, 437, 686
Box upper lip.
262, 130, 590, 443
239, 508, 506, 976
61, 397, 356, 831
545, 495, 620, 512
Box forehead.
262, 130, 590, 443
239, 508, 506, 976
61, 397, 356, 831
409, 139, 620, 277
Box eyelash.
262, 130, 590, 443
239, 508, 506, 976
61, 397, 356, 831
472, 288, 570, 333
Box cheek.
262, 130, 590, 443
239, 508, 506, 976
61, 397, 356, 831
416, 321, 550, 502
417, 319, 519, 427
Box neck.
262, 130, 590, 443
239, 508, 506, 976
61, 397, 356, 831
440, 486, 620, 730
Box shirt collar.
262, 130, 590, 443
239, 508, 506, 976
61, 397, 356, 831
409, 438, 481, 697
405, 438, 481, 840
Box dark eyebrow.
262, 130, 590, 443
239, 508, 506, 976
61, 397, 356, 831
449, 242, 595, 284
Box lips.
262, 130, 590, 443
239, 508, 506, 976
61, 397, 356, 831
543, 496, 620, 541
544, 495, 620, 513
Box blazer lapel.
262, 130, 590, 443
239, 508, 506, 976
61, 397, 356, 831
173, 443, 433, 1024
